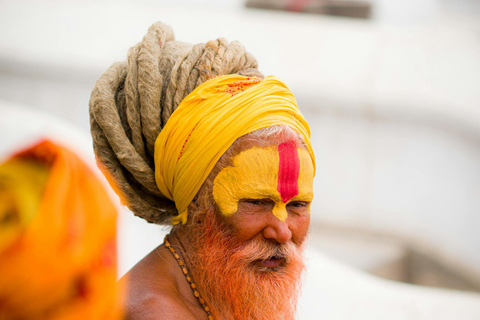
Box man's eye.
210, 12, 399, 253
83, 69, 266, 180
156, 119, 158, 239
245, 199, 266, 206
287, 201, 308, 208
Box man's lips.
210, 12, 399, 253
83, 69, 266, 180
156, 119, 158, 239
259, 256, 285, 268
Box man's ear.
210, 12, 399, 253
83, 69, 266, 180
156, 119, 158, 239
188, 195, 199, 211
188, 196, 206, 225
188, 201, 198, 212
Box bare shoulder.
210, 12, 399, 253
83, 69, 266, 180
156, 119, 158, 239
120, 245, 200, 320
122, 287, 198, 320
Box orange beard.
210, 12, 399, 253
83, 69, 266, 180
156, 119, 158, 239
187, 209, 306, 320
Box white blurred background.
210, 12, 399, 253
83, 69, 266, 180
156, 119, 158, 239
1, 0, 479, 296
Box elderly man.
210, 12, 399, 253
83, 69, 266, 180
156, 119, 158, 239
90, 22, 315, 320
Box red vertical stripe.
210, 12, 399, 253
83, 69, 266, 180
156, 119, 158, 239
277, 141, 300, 203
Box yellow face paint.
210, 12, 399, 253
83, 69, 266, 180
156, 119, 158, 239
212, 143, 314, 222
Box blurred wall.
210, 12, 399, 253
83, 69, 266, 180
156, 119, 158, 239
0, 0, 479, 280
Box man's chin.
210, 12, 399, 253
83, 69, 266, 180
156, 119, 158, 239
187, 209, 306, 320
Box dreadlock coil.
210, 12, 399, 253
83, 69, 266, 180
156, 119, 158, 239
89, 22, 263, 224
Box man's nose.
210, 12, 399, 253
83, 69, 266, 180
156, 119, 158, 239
262, 215, 292, 243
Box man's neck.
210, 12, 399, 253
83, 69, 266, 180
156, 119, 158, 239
168, 228, 218, 319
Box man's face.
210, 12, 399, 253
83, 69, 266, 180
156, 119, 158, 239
212, 140, 314, 269
188, 140, 314, 319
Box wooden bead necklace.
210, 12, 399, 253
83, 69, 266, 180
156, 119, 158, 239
164, 235, 215, 320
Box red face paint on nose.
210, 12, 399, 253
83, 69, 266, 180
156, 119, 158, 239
277, 141, 300, 203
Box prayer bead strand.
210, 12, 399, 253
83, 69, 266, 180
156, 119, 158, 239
164, 235, 214, 320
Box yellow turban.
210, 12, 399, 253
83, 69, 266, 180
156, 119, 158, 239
154, 75, 315, 225
0, 140, 123, 320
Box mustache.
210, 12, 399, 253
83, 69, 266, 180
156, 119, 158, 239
230, 238, 303, 264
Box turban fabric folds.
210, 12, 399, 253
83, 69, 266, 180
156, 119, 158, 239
0, 140, 123, 320
154, 75, 315, 224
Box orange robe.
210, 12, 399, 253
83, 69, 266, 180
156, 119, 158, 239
0, 140, 123, 320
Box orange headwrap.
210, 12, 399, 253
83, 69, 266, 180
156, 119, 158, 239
154, 75, 315, 224
0, 140, 123, 320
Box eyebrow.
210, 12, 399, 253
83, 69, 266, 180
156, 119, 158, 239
240, 188, 312, 201
241, 189, 280, 200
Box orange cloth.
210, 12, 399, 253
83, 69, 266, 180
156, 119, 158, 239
0, 140, 123, 320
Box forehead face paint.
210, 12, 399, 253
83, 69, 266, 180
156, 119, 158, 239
212, 142, 314, 222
